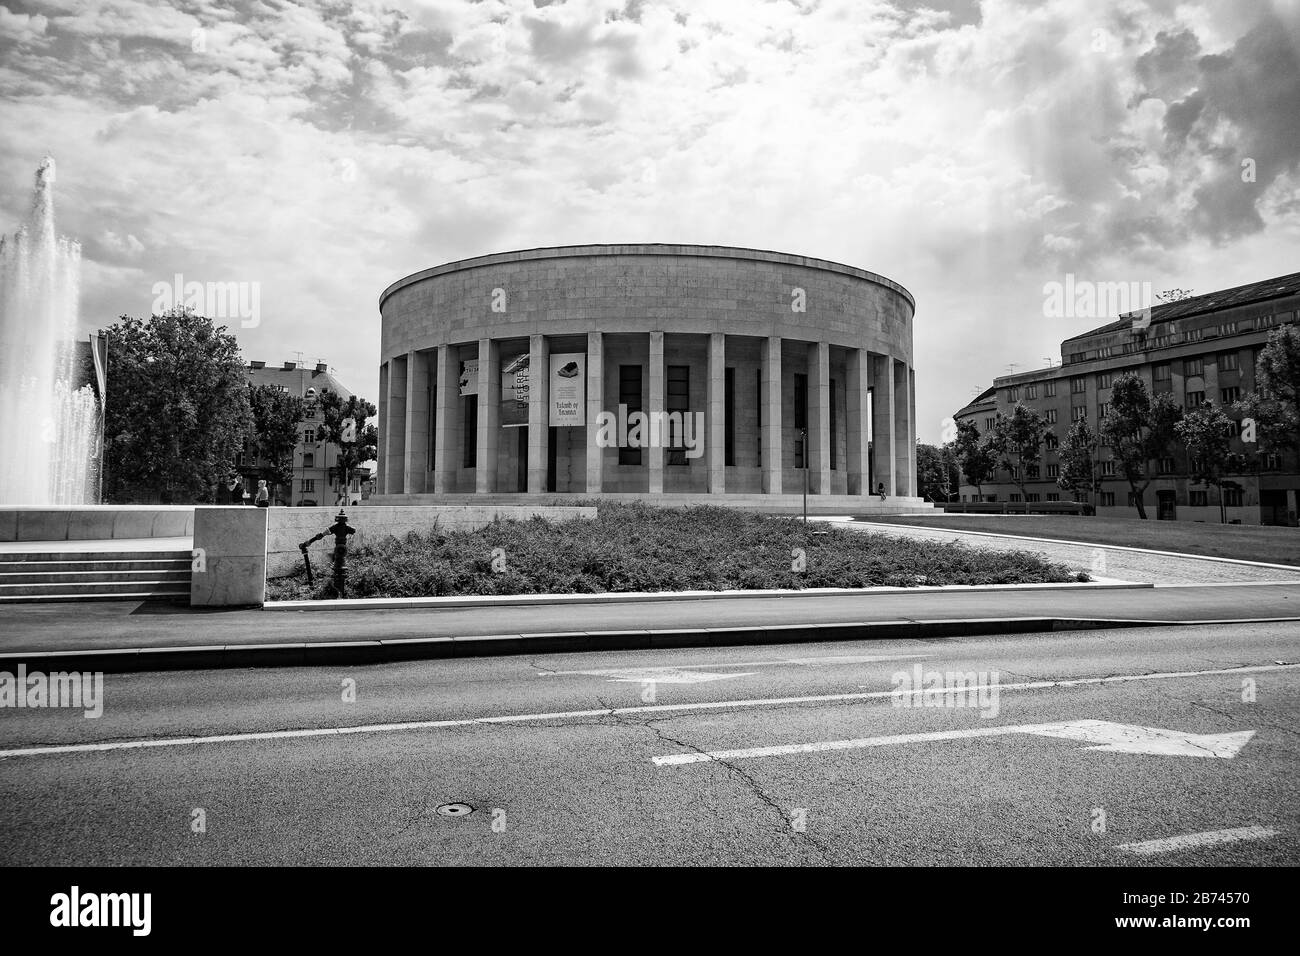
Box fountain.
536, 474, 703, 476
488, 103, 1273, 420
0, 157, 101, 505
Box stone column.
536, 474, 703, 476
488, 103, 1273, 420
648, 331, 664, 494
527, 334, 549, 493
908, 367, 918, 498
404, 350, 429, 494
708, 332, 725, 494
762, 336, 782, 495
808, 341, 831, 494
871, 353, 894, 495
433, 344, 457, 494
475, 338, 498, 494
846, 348, 870, 495
377, 361, 389, 495
586, 332, 604, 494
386, 354, 407, 496
894, 359, 910, 497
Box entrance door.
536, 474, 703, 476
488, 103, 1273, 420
547, 427, 558, 492
1157, 490, 1177, 520
517, 428, 528, 492
1260, 489, 1287, 526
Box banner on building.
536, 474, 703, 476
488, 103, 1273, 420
549, 353, 585, 426
458, 358, 478, 396
500, 353, 529, 427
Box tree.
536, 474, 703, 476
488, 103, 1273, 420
248, 384, 307, 503
101, 308, 252, 503
1235, 325, 1300, 465
916, 442, 960, 502
987, 403, 1049, 499
314, 390, 378, 499
952, 419, 997, 500
1098, 372, 1183, 519
1176, 402, 1244, 524
1056, 419, 1104, 505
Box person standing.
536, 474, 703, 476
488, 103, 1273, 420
255, 479, 270, 508
230, 476, 245, 506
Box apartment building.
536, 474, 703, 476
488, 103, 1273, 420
953, 271, 1300, 525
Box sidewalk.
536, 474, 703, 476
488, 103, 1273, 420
4, 582, 1298, 672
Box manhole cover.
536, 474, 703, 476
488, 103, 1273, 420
435, 803, 475, 817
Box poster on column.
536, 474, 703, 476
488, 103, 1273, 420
458, 359, 478, 396
549, 353, 585, 426
500, 353, 529, 427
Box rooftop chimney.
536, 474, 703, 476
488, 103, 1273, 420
315, 362, 328, 373
283, 361, 296, 371
250, 360, 265, 370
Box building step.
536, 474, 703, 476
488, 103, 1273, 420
0, 558, 192, 574
0, 550, 193, 564
0, 569, 192, 586
0, 590, 190, 604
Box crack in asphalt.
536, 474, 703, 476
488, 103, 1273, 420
595, 696, 836, 863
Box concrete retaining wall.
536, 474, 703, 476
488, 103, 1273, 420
0, 506, 195, 542
266, 505, 596, 578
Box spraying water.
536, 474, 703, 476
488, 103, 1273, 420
0, 157, 100, 505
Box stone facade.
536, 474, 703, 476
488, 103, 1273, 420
377, 244, 917, 501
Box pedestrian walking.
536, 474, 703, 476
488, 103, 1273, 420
230, 476, 245, 506
255, 480, 270, 508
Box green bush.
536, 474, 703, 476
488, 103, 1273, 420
265, 502, 1085, 601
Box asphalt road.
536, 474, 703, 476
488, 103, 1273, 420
1, 622, 1296, 866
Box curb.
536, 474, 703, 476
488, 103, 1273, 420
7, 614, 1295, 674
263, 578, 1149, 612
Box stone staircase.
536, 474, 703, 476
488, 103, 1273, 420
0, 547, 192, 603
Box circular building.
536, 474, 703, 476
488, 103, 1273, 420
375, 244, 918, 507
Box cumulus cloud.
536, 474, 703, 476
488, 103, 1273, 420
0, 0, 1297, 441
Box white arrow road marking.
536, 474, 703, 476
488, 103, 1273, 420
1115, 826, 1278, 856
0, 663, 1287, 761
651, 720, 1256, 766
538, 653, 929, 680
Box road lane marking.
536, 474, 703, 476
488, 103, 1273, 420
0, 663, 1291, 761
862, 664, 1293, 696
1115, 826, 1278, 856
538, 653, 930, 678
651, 720, 1256, 766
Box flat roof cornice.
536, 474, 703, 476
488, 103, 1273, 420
379, 243, 915, 313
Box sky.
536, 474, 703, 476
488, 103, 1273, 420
1, 0, 1297, 442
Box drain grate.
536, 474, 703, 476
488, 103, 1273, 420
435, 803, 475, 817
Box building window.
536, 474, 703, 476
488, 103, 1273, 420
666, 365, 690, 466
1072, 406, 1087, 421
1097, 373, 1112, 389
1045, 409, 1058, 424
300, 479, 315, 493
1153, 335, 1171, 348
1100, 460, 1116, 476
829, 378, 838, 470
1158, 456, 1175, 473
1045, 434, 1059, 449
1153, 363, 1171, 382
1010, 493, 1022, 503
1071, 377, 1086, 394
1097, 347, 1113, 358
303, 429, 316, 444
985, 417, 995, 431
794, 372, 808, 469
1263, 452, 1283, 470
1047, 492, 1060, 502
1218, 352, 1239, 372
303, 453, 314, 468
1184, 357, 1204, 377
724, 367, 736, 468
1027, 464, 1040, 479
1098, 402, 1110, 419
1046, 464, 1059, 479
1219, 322, 1237, 336
1189, 490, 1208, 507
1220, 386, 1241, 405
1026, 493, 1041, 503
462, 396, 477, 468
1045, 381, 1057, 397
1224, 488, 1244, 507
1183, 328, 1202, 343
1025, 384, 1037, 399
1067, 352, 1086, 363
756, 369, 762, 464
1100, 492, 1116, 507
619, 365, 643, 466
1008, 387, 1020, 402
1185, 391, 1205, 409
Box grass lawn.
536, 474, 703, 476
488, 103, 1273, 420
859, 514, 1300, 566
266, 502, 1086, 601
